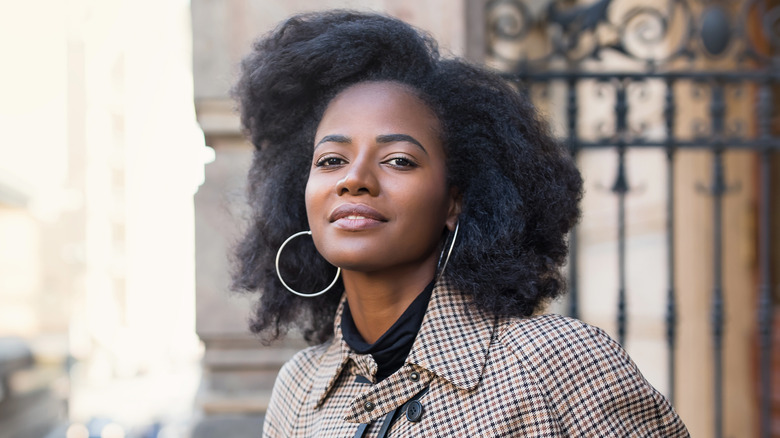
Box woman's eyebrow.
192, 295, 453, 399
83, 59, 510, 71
314, 134, 350, 149
314, 133, 428, 155
376, 134, 428, 155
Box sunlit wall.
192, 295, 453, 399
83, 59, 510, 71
0, 0, 209, 431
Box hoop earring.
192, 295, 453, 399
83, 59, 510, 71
436, 221, 459, 282
275, 230, 341, 298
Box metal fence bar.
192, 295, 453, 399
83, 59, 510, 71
664, 77, 678, 404
710, 149, 725, 438
555, 139, 779, 150
757, 81, 774, 438
709, 83, 727, 438
507, 70, 780, 82
613, 82, 629, 346
505, 73, 779, 150
567, 77, 581, 320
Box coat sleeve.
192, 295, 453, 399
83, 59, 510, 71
511, 315, 690, 437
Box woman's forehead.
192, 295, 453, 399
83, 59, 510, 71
316, 81, 442, 142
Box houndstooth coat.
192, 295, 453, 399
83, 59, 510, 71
262, 279, 689, 437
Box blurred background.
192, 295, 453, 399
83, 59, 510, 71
1, 0, 778, 437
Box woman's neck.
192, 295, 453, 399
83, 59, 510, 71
342, 263, 436, 344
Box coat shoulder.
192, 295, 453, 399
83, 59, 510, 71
497, 313, 622, 362
278, 342, 331, 383
262, 342, 332, 437
494, 313, 690, 437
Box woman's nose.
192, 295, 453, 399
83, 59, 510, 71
335, 157, 379, 196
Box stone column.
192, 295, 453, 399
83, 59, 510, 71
193, 122, 306, 434
191, 2, 310, 430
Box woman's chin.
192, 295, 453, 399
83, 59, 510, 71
317, 245, 387, 273
328, 258, 384, 274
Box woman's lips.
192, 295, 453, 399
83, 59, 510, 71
329, 204, 387, 231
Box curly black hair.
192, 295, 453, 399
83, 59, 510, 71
231, 10, 583, 344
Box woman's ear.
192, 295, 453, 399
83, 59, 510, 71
445, 187, 462, 232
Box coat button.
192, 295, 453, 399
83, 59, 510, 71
363, 401, 375, 412
406, 400, 423, 422
409, 371, 420, 382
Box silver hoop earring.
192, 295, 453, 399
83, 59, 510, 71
436, 221, 459, 282
275, 230, 341, 298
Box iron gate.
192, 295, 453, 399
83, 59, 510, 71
483, 0, 779, 436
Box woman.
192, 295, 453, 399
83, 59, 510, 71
232, 10, 688, 437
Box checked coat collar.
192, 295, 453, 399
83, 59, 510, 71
310, 278, 494, 416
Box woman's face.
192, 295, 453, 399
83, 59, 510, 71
305, 81, 459, 274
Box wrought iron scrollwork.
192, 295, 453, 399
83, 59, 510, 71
487, 0, 779, 70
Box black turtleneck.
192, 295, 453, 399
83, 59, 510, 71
340, 280, 434, 382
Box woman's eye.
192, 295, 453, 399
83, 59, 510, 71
315, 156, 346, 167
386, 157, 417, 168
